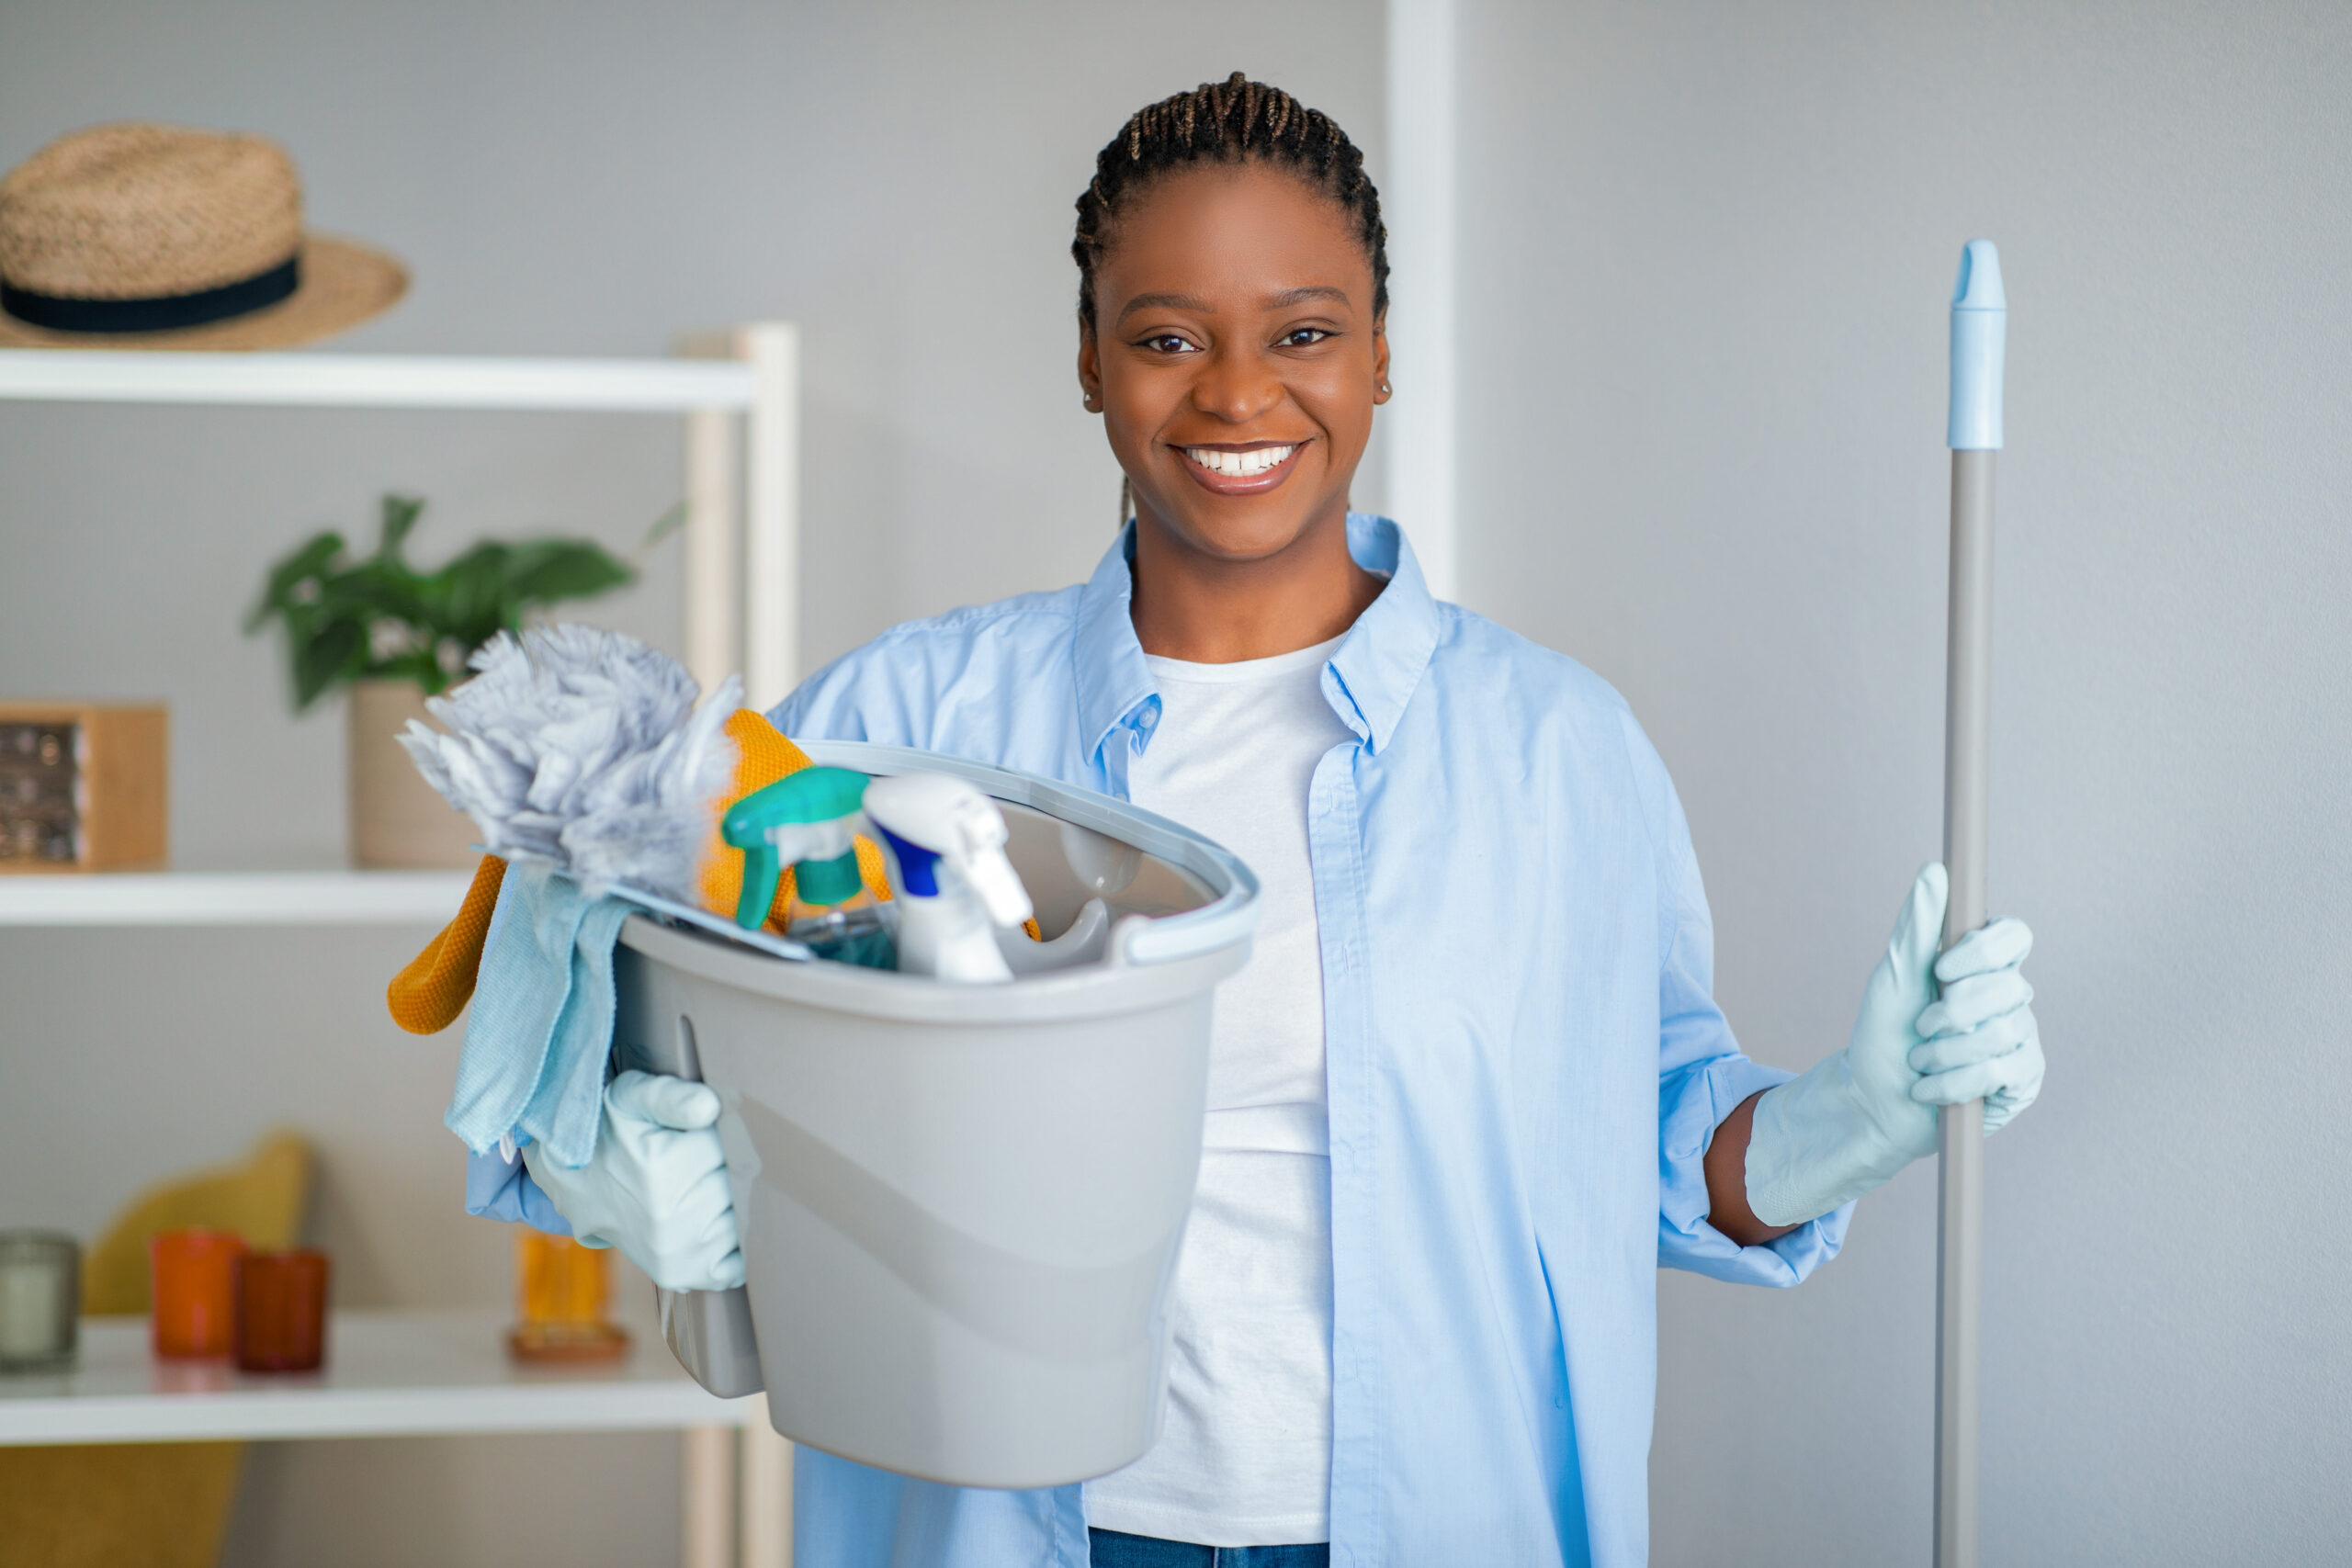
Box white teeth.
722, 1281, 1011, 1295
1186, 445, 1295, 478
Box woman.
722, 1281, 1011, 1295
522, 74, 2045, 1567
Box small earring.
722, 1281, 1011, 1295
1377, 381, 1391, 395
1082, 392, 1101, 412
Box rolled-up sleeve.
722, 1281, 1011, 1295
1658, 1052, 1850, 1285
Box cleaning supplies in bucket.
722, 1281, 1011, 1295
864, 773, 1035, 982
610, 739, 1264, 1487
389, 627, 1266, 1483
405, 626, 742, 1171
722, 766, 897, 969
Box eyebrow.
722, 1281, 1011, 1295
1115, 292, 1213, 324
1114, 285, 1355, 325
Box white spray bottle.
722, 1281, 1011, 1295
863, 773, 1034, 983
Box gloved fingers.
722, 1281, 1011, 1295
1915, 969, 2033, 1038
649, 1244, 744, 1294
1909, 1037, 2042, 1109
1932, 916, 2033, 983
1885, 863, 1950, 979
1906, 1007, 2036, 1076
669, 1158, 740, 1235
1983, 1034, 2046, 1134
647, 1216, 745, 1293
1855, 863, 1950, 1033
1983, 1070, 2043, 1135
607, 1068, 723, 1132
639, 1159, 742, 1291
628, 1123, 731, 1205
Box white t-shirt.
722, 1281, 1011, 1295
1082, 635, 1356, 1547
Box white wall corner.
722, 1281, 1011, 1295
1384, 0, 1460, 604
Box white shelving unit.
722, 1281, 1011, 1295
0, 348, 755, 410
0, 870, 473, 926
1, 337, 806, 1568
0, 1308, 752, 1446
0, 334, 799, 929
0, 334, 801, 705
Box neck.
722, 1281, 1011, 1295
1128, 502, 1385, 663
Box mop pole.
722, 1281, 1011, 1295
1935, 239, 2005, 1568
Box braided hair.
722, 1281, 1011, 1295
1072, 72, 1389, 335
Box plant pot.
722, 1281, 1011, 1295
348, 680, 479, 869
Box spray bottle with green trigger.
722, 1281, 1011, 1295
720, 765, 896, 968
862, 773, 1035, 983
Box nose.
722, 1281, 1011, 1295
1188, 340, 1283, 425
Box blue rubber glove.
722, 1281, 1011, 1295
521, 1070, 746, 1292
1744, 863, 2044, 1228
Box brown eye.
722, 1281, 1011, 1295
1281, 328, 1331, 348
1141, 333, 1196, 355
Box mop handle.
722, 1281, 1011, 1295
1937, 238, 2005, 1568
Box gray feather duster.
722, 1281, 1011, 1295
400, 625, 741, 904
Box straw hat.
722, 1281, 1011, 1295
0, 122, 407, 351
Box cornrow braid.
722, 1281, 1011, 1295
1073, 72, 1388, 335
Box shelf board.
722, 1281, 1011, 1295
0, 349, 756, 411
0, 868, 473, 926
0, 1308, 752, 1445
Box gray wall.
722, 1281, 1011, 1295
1454, 2, 2351, 1564
0, 6, 1382, 1563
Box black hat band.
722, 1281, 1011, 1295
1, 252, 300, 334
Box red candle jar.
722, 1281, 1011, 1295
234, 1250, 329, 1372
150, 1229, 246, 1359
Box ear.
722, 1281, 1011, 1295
1077, 331, 1103, 412
1371, 314, 1392, 404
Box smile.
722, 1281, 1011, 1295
1182, 443, 1300, 479
1183, 444, 1295, 478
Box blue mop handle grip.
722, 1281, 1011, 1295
1948, 239, 2007, 451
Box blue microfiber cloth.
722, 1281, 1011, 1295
445, 860, 632, 1169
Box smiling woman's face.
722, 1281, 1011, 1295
1080, 161, 1388, 566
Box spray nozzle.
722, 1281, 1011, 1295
864, 773, 1035, 929
721, 765, 873, 929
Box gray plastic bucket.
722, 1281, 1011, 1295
609, 740, 1259, 1489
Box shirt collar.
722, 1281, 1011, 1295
1327, 513, 1442, 753
1073, 527, 1157, 766
1071, 513, 1442, 762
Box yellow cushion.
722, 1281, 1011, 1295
0, 1131, 311, 1568
81, 1131, 310, 1316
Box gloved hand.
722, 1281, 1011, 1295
1744, 863, 2044, 1228
521, 1070, 746, 1292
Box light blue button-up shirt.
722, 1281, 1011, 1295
751, 515, 1849, 1567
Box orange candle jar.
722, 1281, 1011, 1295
234, 1250, 329, 1372
506, 1231, 628, 1362
150, 1229, 245, 1359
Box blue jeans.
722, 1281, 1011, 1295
1088, 1528, 1329, 1567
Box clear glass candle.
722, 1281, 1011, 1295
0, 1231, 79, 1372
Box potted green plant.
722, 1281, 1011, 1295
246, 492, 665, 867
